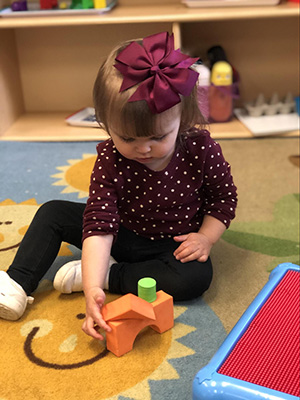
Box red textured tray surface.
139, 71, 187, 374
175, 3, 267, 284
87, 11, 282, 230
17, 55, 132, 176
218, 270, 300, 397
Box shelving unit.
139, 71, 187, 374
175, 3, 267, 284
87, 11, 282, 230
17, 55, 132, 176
0, 0, 299, 141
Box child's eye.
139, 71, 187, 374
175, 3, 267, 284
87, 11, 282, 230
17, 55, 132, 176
121, 137, 135, 143
153, 134, 167, 141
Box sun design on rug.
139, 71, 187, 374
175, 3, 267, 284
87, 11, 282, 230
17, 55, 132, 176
0, 290, 196, 400
51, 154, 96, 198
0, 199, 73, 271
0, 199, 40, 270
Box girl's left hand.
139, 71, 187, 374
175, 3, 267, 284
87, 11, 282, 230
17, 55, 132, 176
173, 232, 213, 263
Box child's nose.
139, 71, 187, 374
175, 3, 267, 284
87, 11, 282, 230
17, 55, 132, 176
136, 142, 151, 154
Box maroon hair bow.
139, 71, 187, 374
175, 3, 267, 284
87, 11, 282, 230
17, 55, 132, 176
114, 32, 199, 114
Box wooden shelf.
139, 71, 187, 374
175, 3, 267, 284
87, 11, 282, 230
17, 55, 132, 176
0, 112, 298, 141
0, 2, 299, 28
0, 1, 299, 141
0, 112, 108, 141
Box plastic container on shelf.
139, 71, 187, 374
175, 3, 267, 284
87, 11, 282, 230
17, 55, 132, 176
193, 61, 211, 121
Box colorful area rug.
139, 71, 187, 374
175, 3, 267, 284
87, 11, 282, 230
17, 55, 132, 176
0, 136, 299, 399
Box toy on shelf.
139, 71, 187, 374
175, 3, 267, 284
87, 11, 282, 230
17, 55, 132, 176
7, 0, 116, 12
11, 0, 58, 10
234, 92, 299, 136
245, 92, 296, 117
93, 0, 109, 8
102, 278, 174, 357
40, 0, 57, 9
10, 0, 27, 10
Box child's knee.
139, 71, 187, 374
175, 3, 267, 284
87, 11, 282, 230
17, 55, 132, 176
170, 262, 213, 301
35, 200, 65, 223
171, 281, 206, 301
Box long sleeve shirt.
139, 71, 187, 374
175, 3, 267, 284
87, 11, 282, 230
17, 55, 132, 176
82, 129, 237, 242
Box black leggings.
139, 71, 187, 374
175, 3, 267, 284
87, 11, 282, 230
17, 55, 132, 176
7, 200, 213, 301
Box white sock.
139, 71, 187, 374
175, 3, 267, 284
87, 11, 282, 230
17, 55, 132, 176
104, 256, 117, 290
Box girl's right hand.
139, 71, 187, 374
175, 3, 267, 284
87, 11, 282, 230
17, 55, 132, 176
82, 287, 111, 340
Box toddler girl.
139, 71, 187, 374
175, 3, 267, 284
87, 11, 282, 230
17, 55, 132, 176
0, 32, 237, 341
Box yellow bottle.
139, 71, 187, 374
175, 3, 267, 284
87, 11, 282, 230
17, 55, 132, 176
209, 61, 233, 122
211, 61, 232, 86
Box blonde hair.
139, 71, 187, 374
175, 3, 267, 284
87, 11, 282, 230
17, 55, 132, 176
93, 39, 206, 139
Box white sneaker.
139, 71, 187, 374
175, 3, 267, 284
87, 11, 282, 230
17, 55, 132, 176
53, 260, 83, 294
53, 257, 116, 293
0, 271, 34, 321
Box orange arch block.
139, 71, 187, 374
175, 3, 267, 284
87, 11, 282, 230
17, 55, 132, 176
102, 291, 174, 357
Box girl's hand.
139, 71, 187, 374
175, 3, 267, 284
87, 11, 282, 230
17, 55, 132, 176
173, 232, 213, 263
82, 287, 111, 340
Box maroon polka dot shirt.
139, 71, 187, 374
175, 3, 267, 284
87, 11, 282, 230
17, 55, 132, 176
83, 129, 237, 241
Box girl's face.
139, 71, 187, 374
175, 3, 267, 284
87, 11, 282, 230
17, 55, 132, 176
109, 108, 181, 171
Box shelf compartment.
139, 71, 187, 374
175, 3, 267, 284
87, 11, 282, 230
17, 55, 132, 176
0, 2, 299, 141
